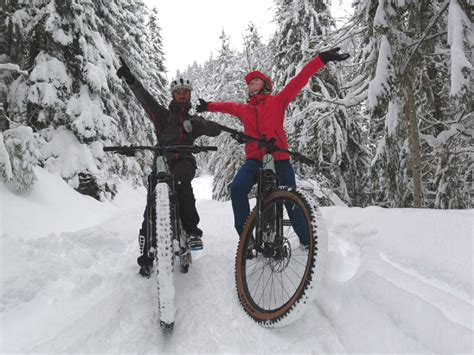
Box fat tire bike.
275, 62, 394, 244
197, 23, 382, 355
104, 144, 217, 330
219, 124, 328, 328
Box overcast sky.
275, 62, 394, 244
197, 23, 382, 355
142, 0, 276, 79
142, 0, 351, 80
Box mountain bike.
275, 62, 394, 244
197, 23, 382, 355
218, 124, 328, 327
103, 144, 217, 330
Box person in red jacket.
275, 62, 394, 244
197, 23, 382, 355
196, 48, 349, 245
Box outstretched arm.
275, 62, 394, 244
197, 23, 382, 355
185, 117, 222, 137
196, 98, 245, 119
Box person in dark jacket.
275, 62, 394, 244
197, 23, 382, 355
116, 57, 221, 276
196, 48, 349, 247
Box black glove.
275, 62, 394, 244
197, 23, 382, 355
116, 57, 135, 84
319, 47, 350, 64
196, 98, 209, 113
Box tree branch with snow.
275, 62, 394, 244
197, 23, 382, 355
0, 63, 28, 76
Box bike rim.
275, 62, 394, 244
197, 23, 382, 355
236, 190, 315, 321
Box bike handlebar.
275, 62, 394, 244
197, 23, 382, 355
103, 145, 218, 156
217, 124, 316, 166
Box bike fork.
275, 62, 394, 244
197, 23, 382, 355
255, 153, 282, 253
145, 173, 158, 259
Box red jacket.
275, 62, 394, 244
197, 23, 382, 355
208, 56, 326, 161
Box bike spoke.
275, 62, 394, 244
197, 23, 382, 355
235, 187, 326, 325
244, 244, 309, 310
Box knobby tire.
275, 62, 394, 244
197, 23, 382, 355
235, 186, 328, 327
155, 182, 175, 329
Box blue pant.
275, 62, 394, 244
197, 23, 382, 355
230, 159, 308, 244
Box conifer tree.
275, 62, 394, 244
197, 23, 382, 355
271, 0, 369, 206
204, 30, 247, 201
361, 0, 472, 208
2, 0, 168, 198
145, 7, 168, 105
242, 22, 272, 74
1, 126, 41, 192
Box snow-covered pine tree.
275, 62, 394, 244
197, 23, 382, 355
202, 30, 247, 201
1, 126, 41, 192
242, 22, 272, 74
425, 0, 472, 209
1, 0, 42, 188
0, 133, 13, 183
2, 0, 167, 198
364, 0, 472, 208
342, 0, 391, 206
270, 0, 369, 206
145, 7, 167, 105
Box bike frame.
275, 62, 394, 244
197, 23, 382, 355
145, 153, 186, 265
217, 125, 315, 258
255, 151, 284, 255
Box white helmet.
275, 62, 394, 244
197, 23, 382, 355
170, 78, 193, 94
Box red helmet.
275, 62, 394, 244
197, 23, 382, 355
244, 70, 272, 92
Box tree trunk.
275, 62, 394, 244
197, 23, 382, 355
403, 73, 422, 207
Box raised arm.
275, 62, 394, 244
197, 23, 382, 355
275, 48, 350, 108
116, 57, 169, 130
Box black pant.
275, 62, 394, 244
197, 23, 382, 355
138, 159, 202, 261
168, 158, 202, 236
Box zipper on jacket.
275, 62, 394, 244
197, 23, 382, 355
176, 109, 185, 160
253, 105, 265, 161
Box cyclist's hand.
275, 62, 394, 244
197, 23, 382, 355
319, 47, 350, 64
196, 98, 209, 113
116, 57, 135, 84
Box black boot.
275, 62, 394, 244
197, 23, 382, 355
137, 255, 154, 278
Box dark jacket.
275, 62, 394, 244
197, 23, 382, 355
127, 78, 221, 162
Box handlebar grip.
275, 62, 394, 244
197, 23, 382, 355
200, 146, 218, 151
218, 124, 240, 135
103, 146, 136, 156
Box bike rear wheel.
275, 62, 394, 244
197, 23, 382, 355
155, 182, 175, 329
235, 186, 327, 327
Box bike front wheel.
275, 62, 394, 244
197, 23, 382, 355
155, 182, 175, 330
235, 186, 327, 327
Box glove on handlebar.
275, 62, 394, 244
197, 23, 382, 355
116, 57, 135, 84
319, 47, 350, 64
196, 98, 209, 113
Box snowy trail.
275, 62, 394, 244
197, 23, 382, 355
1, 174, 473, 353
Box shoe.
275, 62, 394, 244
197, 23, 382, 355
137, 255, 154, 278
139, 265, 152, 278
188, 234, 204, 251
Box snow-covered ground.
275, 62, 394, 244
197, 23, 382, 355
1, 167, 473, 354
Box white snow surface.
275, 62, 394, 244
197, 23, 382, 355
1, 168, 473, 354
